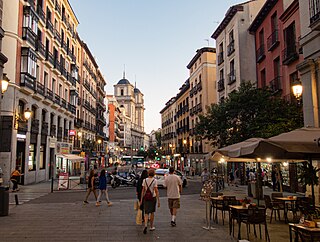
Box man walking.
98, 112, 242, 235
164, 167, 182, 227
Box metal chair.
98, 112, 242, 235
210, 192, 223, 222
264, 195, 284, 223
240, 205, 270, 242
215, 195, 236, 225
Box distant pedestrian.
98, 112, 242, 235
136, 169, 148, 221
185, 166, 190, 176
140, 169, 160, 234
96, 169, 112, 207
191, 166, 195, 177
201, 168, 210, 184
164, 167, 182, 227
10, 166, 22, 192
229, 169, 235, 186
83, 170, 98, 204
271, 166, 277, 191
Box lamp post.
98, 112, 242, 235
0, 74, 9, 98
292, 79, 303, 105
97, 139, 102, 152
183, 139, 187, 170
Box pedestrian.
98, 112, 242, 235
201, 168, 210, 184
191, 166, 195, 177
140, 169, 160, 234
277, 169, 283, 192
185, 166, 190, 176
164, 167, 182, 227
83, 170, 98, 204
136, 169, 148, 221
10, 166, 22, 192
96, 169, 112, 207
229, 169, 235, 186
271, 166, 277, 191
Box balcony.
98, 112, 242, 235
26, 0, 35, 8
54, 95, 60, 105
45, 51, 54, 67
256, 44, 265, 63
83, 80, 91, 92
74, 118, 83, 128
20, 73, 36, 91
22, 27, 37, 48
282, 43, 299, 65
61, 40, 67, 53
50, 124, 56, 137
53, 59, 61, 74
35, 40, 45, 58
35, 81, 45, 96
41, 122, 48, 136
218, 52, 224, 65
61, 98, 67, 109
36, 5, 45, 23
63, 129, 69, 142
54, 29, 61, 44
84, 121, 91, 130
46, 88, 53, 101
68, 103, 76, 115
18, 120, 28, 133
269, 76, 282, 93
227, 40, 235, 56
227, 70, 236, 85
267, 30, 279, 51
217, 79, 225, 92
309, 0, 320, 30
46, 19, 54, 34
55, 1, 61, 15
31, 119, 39, 134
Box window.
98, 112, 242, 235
220, 69, 224, 80
271, 12, 278, 31
259, 29, 264, 46
23, 9, 38, 33
229, 30, 234, 42
52, 78, 56, 93
120, 89, 124, 96
21, 48, 37, 77
28, 144, 36, 171
39, 145, 45, 169
261, 69, 266, 88
283, 22, 296, 49
44, 71, 48, 87
274, 57, 280, 77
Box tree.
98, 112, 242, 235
195, 82, 303, 148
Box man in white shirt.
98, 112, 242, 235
163, 167, 182, 226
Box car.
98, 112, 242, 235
155, 168, 187, 188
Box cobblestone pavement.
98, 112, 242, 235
0, 181, 295, 242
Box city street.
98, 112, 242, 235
0, 178, 293, 242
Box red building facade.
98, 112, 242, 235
249, 0, 303, 102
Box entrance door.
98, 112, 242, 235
16, 141, 26, 185
49, 148, 55, 179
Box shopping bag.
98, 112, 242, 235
136, 209, 142, 225
134, 200, 139, 211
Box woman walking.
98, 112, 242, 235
140, 169, 160, 234
136, 170, 148, 221
83, 170, 98, 204
96, 169, 112, 206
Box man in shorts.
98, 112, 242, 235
164, 167, 182, 227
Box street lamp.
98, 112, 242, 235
292, 79, 303, 100
1, 74, 9, 98
24, 108, 32, 120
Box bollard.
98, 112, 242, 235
15, 194, 19, 205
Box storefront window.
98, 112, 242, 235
39, 145, 45, 169
28, 144, 36, 171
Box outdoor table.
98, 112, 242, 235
274, 197, 297, 223
229, 205, 250, 240
289, 223, 320, 242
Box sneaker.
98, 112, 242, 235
171, 221, 176, 227
83, 201, 89, 204
95, 202, 101, 206
150, 227, 155, 231
143, 227, 147, 234
107, 202, 113, 207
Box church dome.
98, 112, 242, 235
117, 78, 130, 85
134, 87, 141, 93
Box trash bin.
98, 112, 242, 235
0, 186, 9, 216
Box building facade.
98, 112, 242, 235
212, 0, 266, 102
113, 76, 145, 152
187, 47, 217, 172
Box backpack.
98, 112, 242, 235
144, 179, 155, 201
94, 176, 99, 189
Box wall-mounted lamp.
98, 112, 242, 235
292, 79, 303, 100
97, 139, 102, 144
1, 74, 10, 98
24, 108, 32, 120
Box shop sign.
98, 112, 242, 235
69, 130, 76, 136
56, 142, 70, 155
49, 137, 57, 148
58, 172, 69, 190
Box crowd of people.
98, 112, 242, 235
83, 166, 183, 235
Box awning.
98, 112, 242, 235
57, 154, 85, 161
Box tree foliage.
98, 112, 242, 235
195, 82, 303, 148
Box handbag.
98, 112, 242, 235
136, 209, 142, 225
134, 200, 139, 211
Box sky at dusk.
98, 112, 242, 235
69, 0, 241, 133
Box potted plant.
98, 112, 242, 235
298, 159, 320, 208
